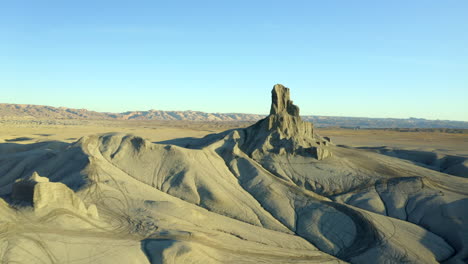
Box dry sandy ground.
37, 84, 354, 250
2, 120, 467, 157
321, 128, 468, 157
0, 120, 251, 144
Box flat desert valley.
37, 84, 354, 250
2, 119, 467, 157
0, 85, 467, 264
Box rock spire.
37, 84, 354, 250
270, 84, 300, 116
241, 84, 332, 160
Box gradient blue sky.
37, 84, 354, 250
1, 1, 467, 121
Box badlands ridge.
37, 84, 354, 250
0, 84, 467, 263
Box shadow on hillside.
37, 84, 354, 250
4, 137, 35, 142
155, 129, 237, 149
155, 137, 199, 147
356, 146, 467, 178
0, 140, 90, 203
141, 239, 177, 263
417, 198, 468, 263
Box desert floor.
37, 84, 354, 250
1, 119, 467, 157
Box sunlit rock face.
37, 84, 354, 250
241, 84, 332, 160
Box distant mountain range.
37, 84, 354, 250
1, 103, 467, 129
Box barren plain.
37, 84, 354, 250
2, 119, 467, 157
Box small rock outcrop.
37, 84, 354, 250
12, 172, 49, 203
241, 84, 332, 160
12, 172, 99, 219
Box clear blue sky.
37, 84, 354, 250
1, 1, 467, 121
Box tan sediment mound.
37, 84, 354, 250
12, 171, 99, 219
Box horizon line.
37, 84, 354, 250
1, 102, 468, 123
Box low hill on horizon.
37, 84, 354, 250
1, 103, 467, 129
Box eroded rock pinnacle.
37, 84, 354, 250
270, 84, 300, 116
241, 84, 332, 160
